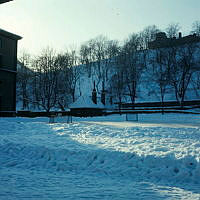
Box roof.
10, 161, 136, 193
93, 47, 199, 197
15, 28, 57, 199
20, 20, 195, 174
0, 28, 22, 40
0, 0, 12, 4
69, 95, 104, 109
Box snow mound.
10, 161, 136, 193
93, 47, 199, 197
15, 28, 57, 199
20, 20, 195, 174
0, 139, 200, 183
1, 115, 200, 183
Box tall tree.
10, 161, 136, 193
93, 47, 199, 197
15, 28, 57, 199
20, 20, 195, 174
32, 47, 58, 112
191, 20, 200, 36
91, 35, 109, 89
169, 44, 198, 106
109, 68, 126, 111
56, 48, 80, 107
80, 41, 94, 77
118, 33, 146, 105
139, 25, 160, 49
151, 48, 170, 113
80, 35, 120, 92
102, 39, 120, 87
17, 51, 32, 110
166, 23, 181, 38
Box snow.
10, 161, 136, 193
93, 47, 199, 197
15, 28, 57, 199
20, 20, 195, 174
69, 95, 104, 109
0, 113, 200, 199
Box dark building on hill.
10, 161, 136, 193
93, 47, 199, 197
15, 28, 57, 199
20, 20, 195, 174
148, 32, 200, 49
0, 1, 22, 113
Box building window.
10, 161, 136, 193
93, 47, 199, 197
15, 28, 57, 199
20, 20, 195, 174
0, 38, 2, 48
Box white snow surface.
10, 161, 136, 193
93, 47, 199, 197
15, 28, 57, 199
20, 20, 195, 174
1, 113, 200, 199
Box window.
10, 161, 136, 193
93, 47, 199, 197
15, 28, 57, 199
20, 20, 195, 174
0, 38, 2, 48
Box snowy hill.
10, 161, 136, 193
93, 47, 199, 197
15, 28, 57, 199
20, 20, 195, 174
74, 43, 200, 105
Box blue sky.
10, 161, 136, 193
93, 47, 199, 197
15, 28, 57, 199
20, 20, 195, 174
0, 0, 199, 55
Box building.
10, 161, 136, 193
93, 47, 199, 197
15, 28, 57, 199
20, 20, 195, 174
148, 32, 200, 49
0, 0, 12, 4
0, 29, 22, 113
69, 95, 104, 117
0, 0, 22, 114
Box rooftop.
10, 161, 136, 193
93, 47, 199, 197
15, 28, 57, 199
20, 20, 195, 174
69, 95, 104, 109
0, 0, 13, 4
0, 28, 22, 40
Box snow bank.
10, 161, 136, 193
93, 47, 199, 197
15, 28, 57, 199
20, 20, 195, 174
1, 140, 200, 184
1, 141, 200, 184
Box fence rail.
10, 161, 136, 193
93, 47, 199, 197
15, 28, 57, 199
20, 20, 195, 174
1, 100, 200, 118
112, 100, 200, 115
119, 100, 200, 108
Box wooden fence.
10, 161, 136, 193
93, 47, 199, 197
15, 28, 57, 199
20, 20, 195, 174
111, 100, 200, 115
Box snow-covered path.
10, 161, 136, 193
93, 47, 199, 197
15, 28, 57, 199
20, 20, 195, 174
0, 114, 200, 199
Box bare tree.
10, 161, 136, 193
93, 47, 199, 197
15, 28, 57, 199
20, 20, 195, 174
118, 33, 146, 105
109, 69, 126, 112
56, 49, 80, 107
80, 41, 94, 77
191, 20, 200, 36
169, 44, 198, 106
17, 51, 32, 110
54, 52, 71, 110
166, 23, 181, 38
139, 25, 160, 49
151, 48, 170, 113
80, 35, 120, 93
102, 39, 120, 90
84, 35, 111, 91
191, 71, 200, 97
91, 35, 108, 90
32, 47, 58, 112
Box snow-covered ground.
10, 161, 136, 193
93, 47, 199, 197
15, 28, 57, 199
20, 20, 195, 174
1, 113, 200, 199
